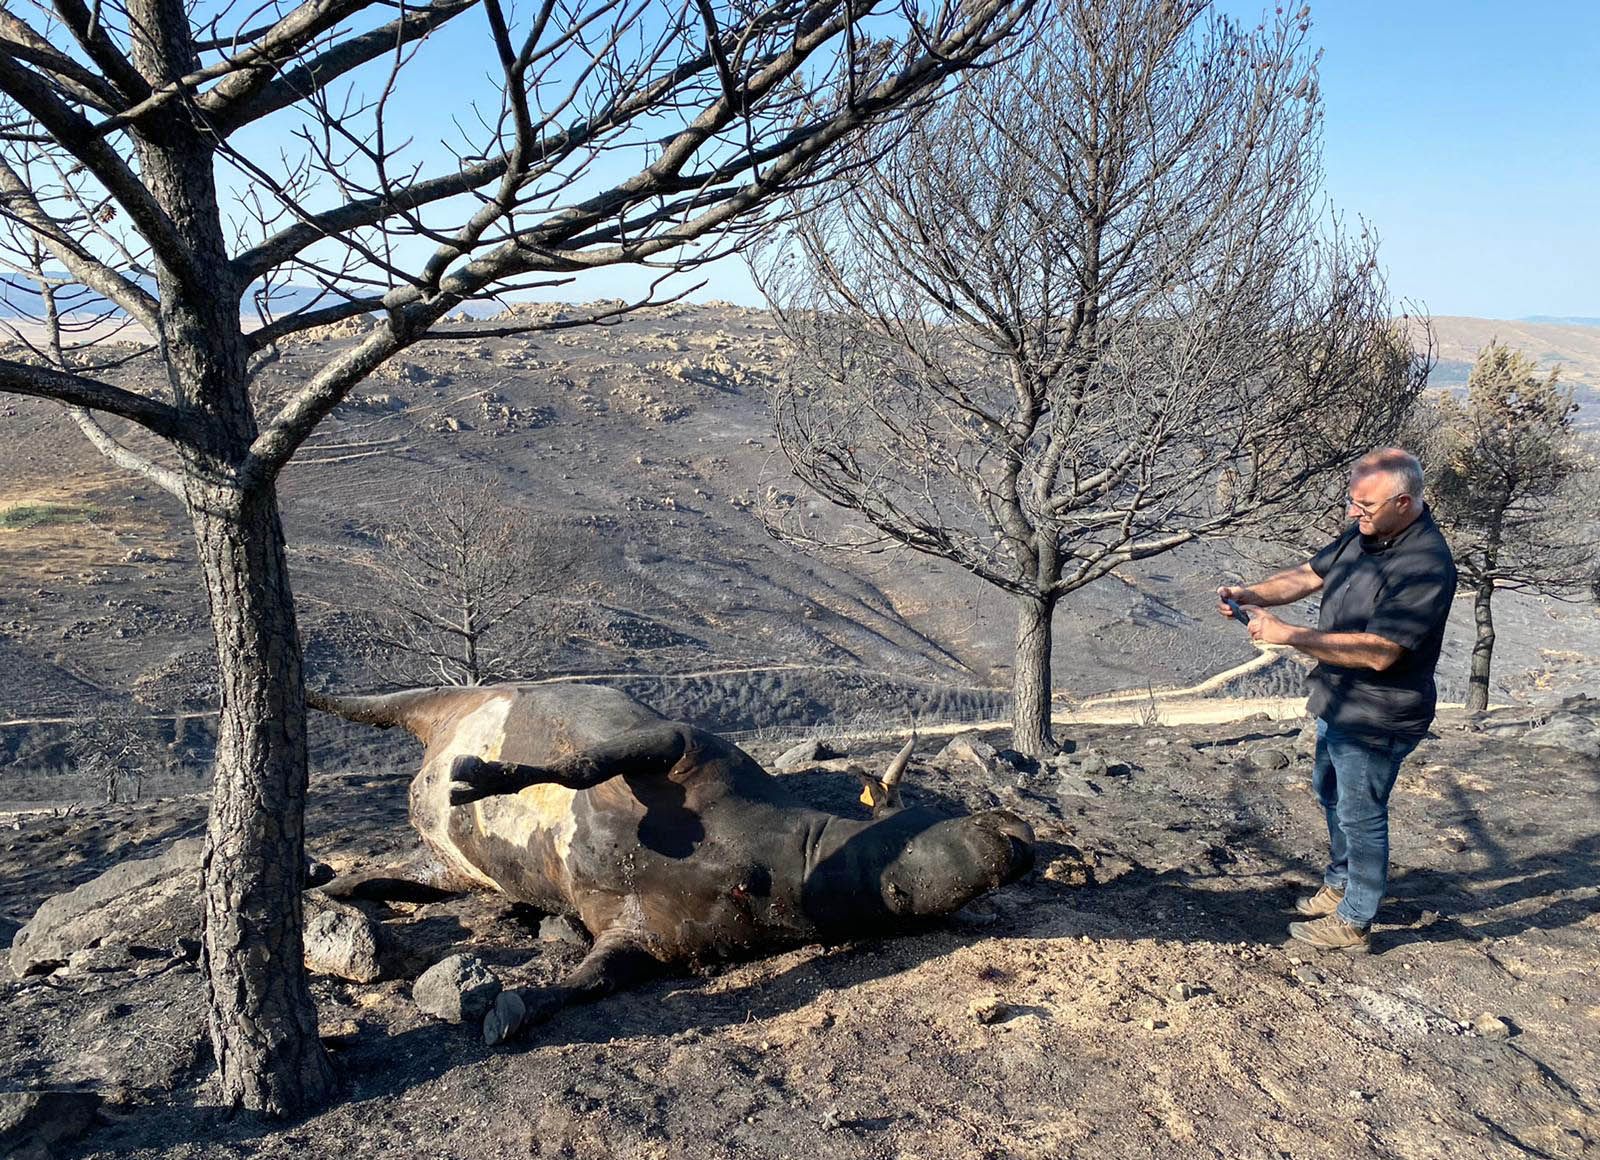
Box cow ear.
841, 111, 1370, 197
856, 772, 904, 817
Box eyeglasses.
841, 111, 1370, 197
1346, 492, 1408, 517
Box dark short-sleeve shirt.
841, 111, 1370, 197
1305, 507, 1457, 740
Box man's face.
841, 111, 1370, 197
1347, 470, 1414, 538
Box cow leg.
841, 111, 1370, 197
314, 851, 460, 903
450, 725, 691, 806
483, 931, 661, 1046
314, 868, 457, 904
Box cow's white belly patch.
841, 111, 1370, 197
498, 782, 580, 863
428, 696, 586, 891
427, 696, 517, 889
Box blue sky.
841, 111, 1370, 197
219, 2, 1598, 321
692, 1, 1600, 319
1231, 0, 1600, 320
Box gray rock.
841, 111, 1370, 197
539, 914, 589, 946
305, 859, 336, 888
1523, 713, 1600, 760
0, 1090, 101, 1160
772, 739, 842, 772
10, 838, 203, 978
413, 953, 502, 1024
1295, 718, 1319, 755
1255, 748, 1292, 770
302, 892, 385, 983
13, 835, 411, 983
1473, 1012, 1514, 1039
1076, 750, 1109, 778
1293, 964, 1323, 986
936, 734, 1001, 773
1055, 773, 1102, 799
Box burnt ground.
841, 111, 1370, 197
5, 303, 1599, 784
3, 707, 1598, 1160
3, 302, 1599, 1157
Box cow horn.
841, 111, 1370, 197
881, 732, 916, 788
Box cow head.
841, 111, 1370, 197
802, 806, 1035, 929
871, 808, 1036, 918
853, 733, 916, 818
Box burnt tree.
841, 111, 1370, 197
0, 0, 1029, 1114
1423, 343, 1600, 711
354, 474, 583, 686
756, 0, 1427, 755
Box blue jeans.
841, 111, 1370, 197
1313, 718, 1420, 928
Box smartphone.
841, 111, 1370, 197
1224, 596, 1253, 631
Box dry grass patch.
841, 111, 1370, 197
0, 501, 100, 530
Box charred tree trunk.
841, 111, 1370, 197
1011, 590, 1058, 757
1466, 578, 1496, 714
119, 0, 335, 1112
189, 479, 336, 1115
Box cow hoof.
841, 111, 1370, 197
449, 781, 486, 808
483, 989, 527, 1046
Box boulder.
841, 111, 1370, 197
10, 838, 203, 978
302, 893, 386, 983
12, 839, 393, 983
936, 734, 1002, 773
1054, 773, 1102, 799
413, 953, 502, 1024
772, 739, 843, 772
1075, 750, 1109, 778
0, 1091, 101, 1160
1523, 712, 1600, 761
538, 914, 589, 946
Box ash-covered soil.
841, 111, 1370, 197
3, 704, 1598, 1160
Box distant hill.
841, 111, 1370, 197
1521, 316, 1600, 327
0, 273, 332, 322
1417, 315, 1600, 429
4, 301, 1595, 742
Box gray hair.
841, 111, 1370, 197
1352, 447, 1424, 499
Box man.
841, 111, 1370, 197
1218, 448, 1456, 954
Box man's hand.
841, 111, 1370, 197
1244, 607, 1295, 645
1216, 585, 1256, 619
1216, 565, 1324, 612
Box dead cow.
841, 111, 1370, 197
309, 683, 1034, 1044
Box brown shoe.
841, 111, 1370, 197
1295, 885, 1346, 917
1288, 913, 1370, 954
